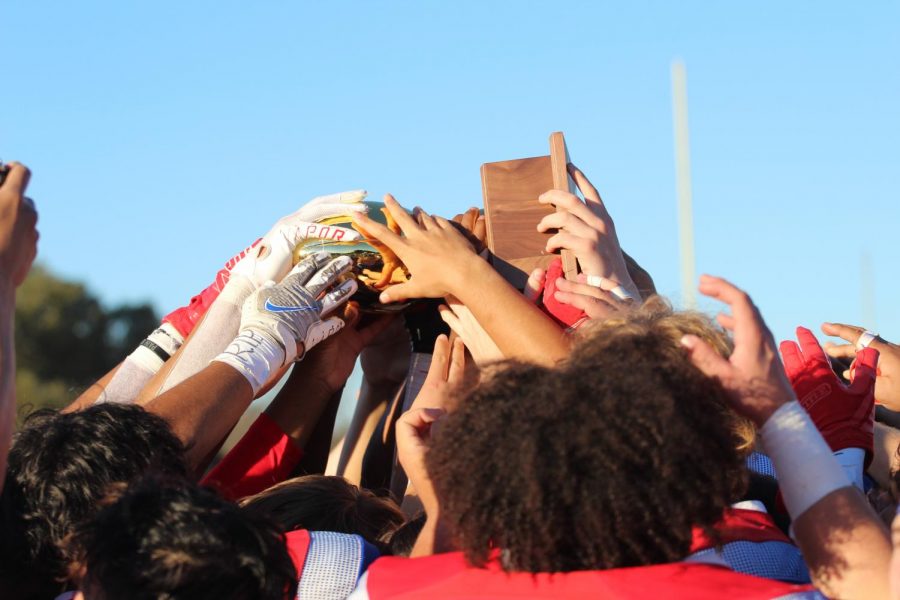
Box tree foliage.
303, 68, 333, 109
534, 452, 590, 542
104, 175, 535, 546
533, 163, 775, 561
14, 265, 158, 420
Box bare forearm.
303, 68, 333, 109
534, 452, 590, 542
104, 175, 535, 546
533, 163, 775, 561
138, 278, 253, 403
793, 487, 891, 600
336, 379, 398, 484
146, 362, 254, 469
62, 364, 119, 413
264, 370, 336, 450
454, 259, 570, 365
410, 512, 455, 558
0, 291, 15, 491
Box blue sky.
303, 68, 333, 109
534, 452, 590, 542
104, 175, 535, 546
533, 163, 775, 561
3, 1, 899, 346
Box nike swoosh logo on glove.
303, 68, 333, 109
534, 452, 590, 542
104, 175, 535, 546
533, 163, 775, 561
264, 299, 317, 313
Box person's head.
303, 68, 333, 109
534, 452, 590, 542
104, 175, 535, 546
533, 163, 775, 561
579, 295, 756, 453
241, 474, 404, 550
425, 311, 747, 573
0, 403, 188, 598
70, 476, 297, 600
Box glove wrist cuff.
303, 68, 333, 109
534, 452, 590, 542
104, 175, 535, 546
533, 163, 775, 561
214, 329, 286, 395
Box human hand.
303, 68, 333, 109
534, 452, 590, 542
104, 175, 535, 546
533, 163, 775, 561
294, 307, 397, 395
438, 297, 502, 365
0, 162, 38, 290
230, 190, 368, 289
780, 326, 878, 465
537, 164, 639, 300
822, 323, 900, 412
240, 251, 355, 362
398, 334, 464, 513
451, 207, 486, 241
680, 275, 795, 426
352, 194, 478, 303
360, 316, 412, 387
409, 333, 467, 411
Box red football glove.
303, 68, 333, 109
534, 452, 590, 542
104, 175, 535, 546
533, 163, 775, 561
779, 326, 878, 468
162, 239, 262, 338
539, 258, 587, 329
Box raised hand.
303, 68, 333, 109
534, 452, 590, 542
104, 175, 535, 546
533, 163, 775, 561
537, 164, 639, 301
352, 194, 477, 304
780, 326, 878, 464
398, 334, 463, 514
216, 252, 356, 393
680, 275, 795, 426
822, 322, 900, 412
0, 162, 38, 289
230, 190, 368, 289
438, 298, 502, 365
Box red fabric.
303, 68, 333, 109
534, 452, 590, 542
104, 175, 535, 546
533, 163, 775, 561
780, 326, 878, 468
285, 529, 311, 578
690, 508, 792, 552
539, 258, 587, 328
201, 412, 302, 501
162, 238, 262, 337
363, 552, 816, 599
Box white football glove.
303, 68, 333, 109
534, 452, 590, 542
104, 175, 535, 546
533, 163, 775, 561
215, 251, 357, 393
230, 190, 368, 288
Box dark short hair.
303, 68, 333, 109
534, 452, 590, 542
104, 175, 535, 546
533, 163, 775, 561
72, 476, 297, 600
241, 474, 404, 550
0, 403, 188, 598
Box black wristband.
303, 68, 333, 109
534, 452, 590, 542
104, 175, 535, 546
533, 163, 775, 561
140, 338, 172, 363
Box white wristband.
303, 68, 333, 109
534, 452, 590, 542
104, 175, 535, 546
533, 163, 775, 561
759, 401, 851, 519
213, 329, 286, 395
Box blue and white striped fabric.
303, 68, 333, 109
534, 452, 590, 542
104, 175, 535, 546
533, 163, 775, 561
298, 531, 379, 600
690, 540, 810, 584
747, 451, 778, 479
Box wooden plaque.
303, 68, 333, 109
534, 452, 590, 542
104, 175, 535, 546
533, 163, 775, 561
481, 132, 578, 289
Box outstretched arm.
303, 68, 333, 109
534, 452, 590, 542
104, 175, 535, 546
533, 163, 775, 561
682, 275, 890, 600
354, 195, 570, 366
147, 252, 354, 469
0, 162, 38, 491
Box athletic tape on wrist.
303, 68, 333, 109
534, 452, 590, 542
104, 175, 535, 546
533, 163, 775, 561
128, 323, 185, 373
759, 401, 851, 519
214, 329, 286, 395
148, 322, 184, 356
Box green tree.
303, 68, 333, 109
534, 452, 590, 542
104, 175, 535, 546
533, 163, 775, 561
14, 265, 157, 420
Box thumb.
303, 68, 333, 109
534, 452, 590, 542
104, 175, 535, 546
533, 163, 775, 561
524, 268, 546, 303
681, 334, 733, 382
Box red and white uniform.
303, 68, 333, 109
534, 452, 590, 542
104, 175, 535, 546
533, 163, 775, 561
348, 552, 822, 599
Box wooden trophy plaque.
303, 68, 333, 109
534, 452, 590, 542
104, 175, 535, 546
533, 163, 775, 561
481, 132, 579, 290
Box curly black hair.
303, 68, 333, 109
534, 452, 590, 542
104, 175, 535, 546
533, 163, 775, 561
425, 324, 747, 574
70, 475, 297, 600
0, 403, 188, 598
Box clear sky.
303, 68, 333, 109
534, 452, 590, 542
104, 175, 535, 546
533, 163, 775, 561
3, 1, 899, 346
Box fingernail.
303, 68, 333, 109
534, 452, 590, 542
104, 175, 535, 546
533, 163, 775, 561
379, 292, 391, 303
680, 335, 696, 349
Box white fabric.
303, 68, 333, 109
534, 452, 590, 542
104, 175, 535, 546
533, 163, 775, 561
214, 330, 285, 395
759, 401, 850, 519
833, 447, 865, 491
856, 330, 879, 350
